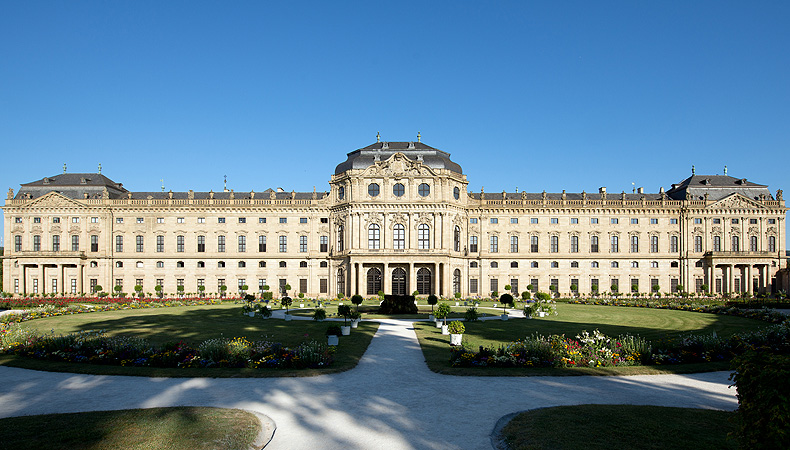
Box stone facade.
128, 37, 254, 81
2, 141, 787, 298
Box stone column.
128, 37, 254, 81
409, 262, 416, 295
747, 265, 753, 295
21, 265, 27, 295
77, 264, 84, 295
350, 262, 357, 296
59, 264, 65, 295
40, 264, 46, 294
707, 265, 714, 294
383, 263, 389, 295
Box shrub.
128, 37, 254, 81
464, 307, 480, 322
325, 325, 342, 336
523, 302, 538, 318
534, 292, 551, 301
521, 291, 531, 300
499, 293, 514, 315
378, 295, 418, 314
730, 351, 790, 450
351, 294, 364, 310
244, 293, 255, 302
281, 297, 292, 313
258, 306, 272, 318
435, 303, 452, 324
448, 321, 465, 334
312, 308, 327, 321
427, 294, 438, 312
338, 304, 352, 325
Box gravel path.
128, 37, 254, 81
0, 313, 738, 449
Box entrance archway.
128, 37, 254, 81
367, 268, 382, 295
417, 268, 432, 295
392, 268, 406, 296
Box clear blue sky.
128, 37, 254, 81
1, 1, 789, 247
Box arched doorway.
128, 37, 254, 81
367, 268, 382, 295
453, 269, 461, 296
392, 268, 406, 296
417, 268, 432, 295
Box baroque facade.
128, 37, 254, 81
2, 141, 787, 298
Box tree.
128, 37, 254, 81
338, 304, 352, 325
435, 303, 451, 326
351, 294, 363, 312
427, 294, 438, 313
499, 293, 514, 315
281, 296, 292, 314
283, 284, 292, 296
198, 285, 206, 297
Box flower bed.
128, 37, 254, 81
449, 323, 790, 368
0, 296, 234, 309
0, 325, 334, 369
0, 299, 222, 325
568, 298, 788, 324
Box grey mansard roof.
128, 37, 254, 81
334, 141, 464, 175
16, 173, 129, 200
666, 174, 772, 201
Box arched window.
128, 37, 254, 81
610, 235, 619, 253
713, 235, 721, 251
768, 236, 776, 252
591, 235, 599, 253
238, 261, 245, 268
510, 261, 518, 268
750, 235, 758, 251
732, 235, 740, 252
650, 235, 659, 253
571, 261, 579, 268
115, 261, 123, 268
491, 261, 498, 268
279, 261, 286, 268
393, 224, 405, 250
177, 261, 185, 268
611, 261, 619, 268
392, 268, 406, 295
320, 261, 328, 268
631, 235, 639, 253
670, 235, 678, 253
337, 225, 344, 252
550, 235, 559, 253
299, 261, 307, 268
417, 268, 431, 295
531, 236, 539, 253
510, 235, 518, 253
368, 224, 380, 249
531, 261, 538, 268
551, 261, 559, 268
259, 261, 266, 268
454, 226, 461, 252
337, 268, 345, 295
453, 269, 461, 295
490, 235, 498, 253
570, 235, 579, 253
470, 261, 478, 268
367, 268, 382, 295
418, 224, 430, 249
695, 236, 703, 252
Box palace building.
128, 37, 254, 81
2, 140, 787, 298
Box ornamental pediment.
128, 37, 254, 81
707, 193, 765, 210
363, 152, 438, 178
20, 192, 86, 210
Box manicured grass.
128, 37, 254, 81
0, 407, 261, 450
2, 303, 378, 377
289, 303, 502, 319
416, 303, 768, 375
499, 404, 737, 450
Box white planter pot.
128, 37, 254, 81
538, 311, 547, 318
284, 314, 292, 321
300, 303, 305, 308
351, 319, 359, 328
327, 335, 339, 346
455, 302, 460, 306
435, 321, 443, 328
450, 334, 463, 346
441, 325, 449, 335
501, 314, 509, 321
341, 326, 351, 336
248, 312, 255, 317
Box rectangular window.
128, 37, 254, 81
571, 218, 579, 224
768, 218, 776, 224
530, 236, 538, 253
91, 235, 99, 252
157, 218, 164, 224
14, 217, 22, 223
510, 218, 518, 224
694, 218, 702, 224
71, 279, 77, 294
14, 235, 22, 252
510, 235, 518, 253
610, 235, 619, 253
749, 219, 757, 224
218, 236, 226, 252
299, 279, 307, 293
611, 218, 619, 224
696, 278, 703, 293
671, 279, 679, 293
551, 218, 559, 224
259, 235, 266, 252
90, 279, 97, 293
530, 279, 539, 292
115, 235, 122, 252
694, 235, 703, 252
670, 218, 678, 224
570, 235, 579, 253
591, 218, 599, 224
630, 235, 638, 253
115, 279, 123, 290
156, 235, 164, 252
177, 235, 184, 252
136, 217, 144, 224
469, 278, 478, 294
650, 218, 658, 225
238, 235, 247, 252
470, 218, 478, 224
320, 278, 328, 294
218, 217, 226, 223
198, 217, 205, 224
72, 217, 79, 223
52, 235, 60, 252
136, 236, 144, 252
670, 236, 678, 253
177, 217, 184, 224
490, 278, 498, 295
259, 218, 266, 223
550, 235, 559, 253
715, 278, 722, 293
300, 235, 307, 252
197, 235, 206, 252
279, 236, 287, 252
238, 279, 245, 291
300, 218, 307, 224
591, 235, 599, 253
320, 236, 328, 252
51, 278, 57, 293
239, 217, 246, 224
713, 218, 721, 224
279, 218, 287, 224
650, 236, 658, 253
321, 217, 328, 223
469, 236, 478, 253
52, 217, 60, 223
631, 279, 639, 292
116, 217, 123, 224
713, 235, 721, 252
491, 218, 498, 224
31, 217, 40, 224
490, 236, 498, 253
731, 218, 739, 224
258, 279, 266, 293
531, 218, 538, 224
570, 279, 579, 292
631, 218, 639, 224
510, 279, 518, 295
33, 235, 41, 251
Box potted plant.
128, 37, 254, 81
198, 285, 206, 297
351, 294, 363, 312
591, 284, 599, 297
427, 294, 438, 320
326, 325, 341, 346
313, 308, 327, 322
338, 304, 352, 335
258, 304, 272, 319
283, 283, 292, 297
523, 302, 538, 319
282, 296, 293, 320
219, 284, 227, 298
241, 303, 253, 316
435, 303, 451, 332
570, 284, 578, 297
499, 293, 514, 320
349, 310, 362, 328
448, 320, 465, 346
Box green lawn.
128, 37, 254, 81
416, 302, 768, 375
0, 407, 261, 450
2, 303, 378, 377
499, 405, 737, 450
288, 302, 503, 319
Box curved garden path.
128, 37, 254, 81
0, 312, 738, 450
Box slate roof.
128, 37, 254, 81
334, 141, 464, 175
16, 173, 129, 200
467, 192, 662, 201
666, 175, 771, 201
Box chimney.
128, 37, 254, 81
637, 187, 644, 194
599, 187, 607, 194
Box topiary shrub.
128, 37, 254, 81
244, 293, 256, 302
448, 321, 465, 334
464, 307, 479, 322
521, 291, 531, 300
499, 293, 514, 315
338, 304, 352, 325
730, 350, 790, 450
378, 295, 418, 315
351, 294, 364, 311
312, 308, 326, 321
427, 294, 438, 313
435, 303, 452, 325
